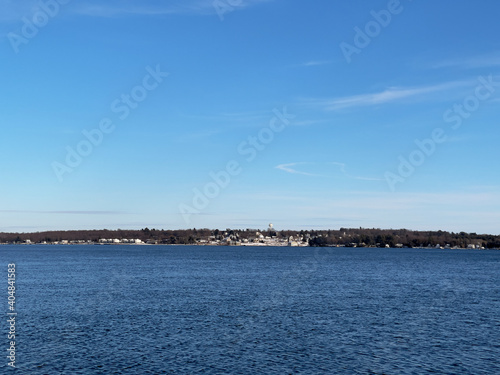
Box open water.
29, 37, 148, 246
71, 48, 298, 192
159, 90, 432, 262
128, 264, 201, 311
1, 245, 499, 374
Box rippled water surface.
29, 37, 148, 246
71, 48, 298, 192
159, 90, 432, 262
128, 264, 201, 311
1, 245, 499, 374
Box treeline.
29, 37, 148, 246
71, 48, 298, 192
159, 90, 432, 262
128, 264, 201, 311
0, 228, 292, 244
1, 227, 499, 248
307, 228, 500, 249
0, 228, 211, 244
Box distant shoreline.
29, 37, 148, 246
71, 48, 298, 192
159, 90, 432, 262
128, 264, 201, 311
1, 228, 499, 249
2, 243, 499, 250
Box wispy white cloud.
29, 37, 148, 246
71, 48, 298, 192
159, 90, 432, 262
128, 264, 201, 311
0, 0, 39, 23
301, 80, 471, 111
462, 184, 500, 192
328, 162, 384, 181
275, 162, 319, 176
175, 128, 224, 143
235, 193, 307, 202
69, 0, 273, 18
235, 189, 500, 209
0, 210, 127, 215
432, 54, 500, 70
69, 3, 180, 18
181, 110, 270, 124
305, 191, 500, 212
275, 162, 384, 181
289, 119, 330, 127
299, 60, 334, 67
0, 0, 273, 22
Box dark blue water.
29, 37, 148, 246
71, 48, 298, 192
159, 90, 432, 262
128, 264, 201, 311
1, 245, 499, 374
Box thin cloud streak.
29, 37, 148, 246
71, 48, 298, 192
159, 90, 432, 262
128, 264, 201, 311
0, 210, 128, 215
329, 162, 384, 181
275, 163, 320, 177
300, 60, 334, 67
235, 190, 500, 209
69, 0, 273, 18
69, 4, 180, 17
291, 119, 329, 127
0, 0, 39, 23
181, 110, 270, 123
301, 80, 471, 111
276, 162, 384, 181
432, 54, 500, 69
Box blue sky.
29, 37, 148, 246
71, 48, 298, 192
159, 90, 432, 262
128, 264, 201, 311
1, 0, 500, 234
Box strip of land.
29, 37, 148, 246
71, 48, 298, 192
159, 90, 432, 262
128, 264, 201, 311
1, 228, 499, 249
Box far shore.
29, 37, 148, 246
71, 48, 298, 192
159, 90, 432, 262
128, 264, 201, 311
2, 227, 499, 249
1, 242, 498, 250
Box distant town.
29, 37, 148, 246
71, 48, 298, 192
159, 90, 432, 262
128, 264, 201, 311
1, 225, 499, 249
